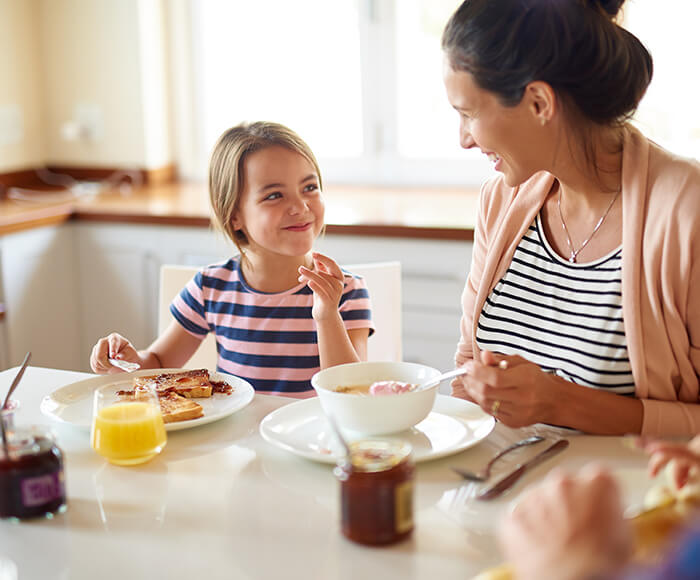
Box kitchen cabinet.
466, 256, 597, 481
1, 225, 82, 370
74, 222, 231, 368
3, 222, 472, 375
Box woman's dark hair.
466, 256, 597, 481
441, 0, 653, 127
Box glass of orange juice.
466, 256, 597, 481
90, 384, 166, 466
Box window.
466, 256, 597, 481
170, 1, 699, 186
623, 2, 700, 160
172, 0, 488, 186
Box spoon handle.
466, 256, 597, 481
2, 351, 31, 409
417, 367, 469, 391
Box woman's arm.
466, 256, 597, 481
464, 351, 644, 434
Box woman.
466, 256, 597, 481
443, 0, 700, 435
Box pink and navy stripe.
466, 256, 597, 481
170, 258, 373, 397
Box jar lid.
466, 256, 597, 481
0, 426, 54, 461
348, 440, 412, 473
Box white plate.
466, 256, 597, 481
259, 395, 495, 463
40, 368, 255, 431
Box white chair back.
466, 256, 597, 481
343, 261, 402, 362
158, 260, 402, 369
158, 265, 218, 369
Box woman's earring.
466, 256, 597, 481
540, 118, 547, 127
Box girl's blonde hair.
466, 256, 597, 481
208, 121, 323, 254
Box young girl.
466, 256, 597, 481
90, 121, 373, 397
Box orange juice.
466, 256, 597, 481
91, 402, 167, 465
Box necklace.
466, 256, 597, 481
557, 187, 620, 263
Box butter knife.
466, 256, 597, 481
108, 358, 141, 372
477, 438, 569, 500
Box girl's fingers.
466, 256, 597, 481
312, 252, 344, 280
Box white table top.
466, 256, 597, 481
0, 366, 653, 580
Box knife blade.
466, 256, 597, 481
477, 438, 569, 500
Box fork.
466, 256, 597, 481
451, 435, 545, 482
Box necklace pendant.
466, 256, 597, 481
568, 253, 577, 263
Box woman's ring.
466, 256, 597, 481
491, 399, 501, 415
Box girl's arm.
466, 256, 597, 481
90, 321, 203, 373
299, 252, 369, 368
143, 320, 204, 369
315, 317, 369, 368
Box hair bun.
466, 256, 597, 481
591, 0, 625, 17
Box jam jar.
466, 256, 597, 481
334, 440, 414, 545
0, 415, 67, 521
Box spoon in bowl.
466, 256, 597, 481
369, 366, 469, 395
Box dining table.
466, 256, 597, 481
0, 365, 656, 580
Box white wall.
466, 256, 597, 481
0, 0, 171, 172
0, 0, 44, 172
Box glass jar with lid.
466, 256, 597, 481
0, 410, 67, 521
334, 439, 414, 545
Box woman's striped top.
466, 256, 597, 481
170, 257, 374, 397
475, 215, 634, 393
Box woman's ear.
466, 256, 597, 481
524, 81, 556, 126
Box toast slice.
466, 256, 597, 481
158, 392, 204, 423
134, 369, 213, 398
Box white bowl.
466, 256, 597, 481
311, 361, 441, 435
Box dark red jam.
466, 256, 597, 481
0, 430, 66, 520
335, 440, 414, 545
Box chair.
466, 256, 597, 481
158, 265, 218, 369
343, 261, 402, 362
158, 260, 402, 369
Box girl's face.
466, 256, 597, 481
233, 145, 324, 259
443, 61, 547, 187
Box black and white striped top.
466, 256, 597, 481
475, 214, 634, 394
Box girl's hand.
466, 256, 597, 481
298, 252, 345, 322
90, 332, 140, 374
457, 350, 557, 427
637, 434, 700, 490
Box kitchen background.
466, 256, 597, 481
1, 0, 698, 375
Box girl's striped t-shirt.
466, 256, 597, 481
475, 215, 634, 393
170, 257, 374, 397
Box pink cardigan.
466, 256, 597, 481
456, 125, 700, 436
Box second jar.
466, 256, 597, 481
335, 439, 414, 545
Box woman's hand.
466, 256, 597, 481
90, 332, 140, 374
501, 466, 632, 580
298, 252, 345, 322
453, 350, 557, 427
638, 434, 700, 490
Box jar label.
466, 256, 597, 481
394, 480, 414, 534
20, 472, 64, 507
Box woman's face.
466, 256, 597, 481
233, 145, 324, 260
443, 61, 547, 187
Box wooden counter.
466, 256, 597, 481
0, 182, 478, 240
